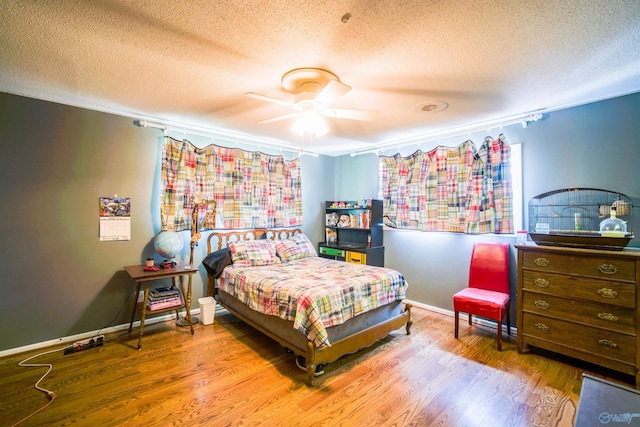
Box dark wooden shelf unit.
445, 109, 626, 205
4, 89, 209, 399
319, 199, 384, 267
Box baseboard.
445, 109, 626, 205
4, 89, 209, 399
405, 299, 453, 317
0, 308, 201, 358
404, 299, 516, 335
1, 301, 515, 358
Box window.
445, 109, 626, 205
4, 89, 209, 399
160, 137, 303, 231
378, 136, 514, 234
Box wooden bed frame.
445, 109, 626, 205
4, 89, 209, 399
205, 228, 412, 385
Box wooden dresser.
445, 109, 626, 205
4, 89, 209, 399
516, 243, 640, 388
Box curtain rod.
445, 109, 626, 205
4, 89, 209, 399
133, 119, 319, 157
349, 112, 544, 157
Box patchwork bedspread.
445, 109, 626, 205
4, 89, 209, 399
218, 256, 408, 347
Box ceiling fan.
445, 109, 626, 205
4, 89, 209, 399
244, 68, 378, 133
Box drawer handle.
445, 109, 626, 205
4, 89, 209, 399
597, 313, 619, 322
597, 288, 618, 299
534, 257, 550, 267
598, 264, 618, 275
598, 339, 619, 349
534, 278, 550, 288
534, 300, 550, 310
534, 323, 551, 333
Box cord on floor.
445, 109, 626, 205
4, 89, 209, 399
11, 347, 64, 427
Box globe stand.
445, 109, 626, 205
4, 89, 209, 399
162, 257, 196, 327
178, 198, 215, 328
158, 197, 216, 330
176, 316, 198, 327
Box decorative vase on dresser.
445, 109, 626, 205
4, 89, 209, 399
516, 243, 640, 388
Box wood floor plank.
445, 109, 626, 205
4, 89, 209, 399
2, 306, 635, 426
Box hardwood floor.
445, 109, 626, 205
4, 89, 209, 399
1, 305, 634, 426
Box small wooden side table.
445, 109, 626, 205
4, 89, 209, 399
124, 263, 197, 349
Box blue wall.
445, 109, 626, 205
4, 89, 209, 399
334, 92, 640, 312
1, 90, 638, 352
0, 92, 333, 352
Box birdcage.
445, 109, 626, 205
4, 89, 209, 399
528, 187, 634, 250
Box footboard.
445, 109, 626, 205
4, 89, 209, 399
307, 303, 412, 386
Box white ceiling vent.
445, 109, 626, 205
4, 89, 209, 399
413, 101, 449, 113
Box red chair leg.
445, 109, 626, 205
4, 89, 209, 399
454, 311, 459, 338
468, 313, 472, 326
506, 309, 511, 336
497, 320, 503, 351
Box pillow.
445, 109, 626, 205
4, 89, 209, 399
275, 233, 318, 262
229, 240, 280, 267
202, 247, 232, 279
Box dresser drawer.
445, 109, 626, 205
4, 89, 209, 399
521, 251, 636, 281
522, 270, 635, 309
522, 313, 635, 364
522, 291, 636, 335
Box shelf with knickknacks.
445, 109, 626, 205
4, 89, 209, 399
319, 199, 384, 266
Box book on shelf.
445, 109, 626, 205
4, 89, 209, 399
148, 296, 182, 311
149, 286, 179, 300
148, 292, 179, 302
149, 286, 178, 297
346, 211, 371, 228
332, 211, 371, 228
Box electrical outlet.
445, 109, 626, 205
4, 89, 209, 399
64, 335, 105, 355
137, 291, 145, 303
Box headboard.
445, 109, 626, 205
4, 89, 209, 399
205, 228, 302, 297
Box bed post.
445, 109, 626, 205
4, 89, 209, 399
206, 275, 217, 298
404, 303, 413, 335
305, 341, 317, 386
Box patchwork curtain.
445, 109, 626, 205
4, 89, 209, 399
378, 135, 513, 234
161, 137, 302, 231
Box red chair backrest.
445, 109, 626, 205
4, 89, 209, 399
468, 242, 510, 293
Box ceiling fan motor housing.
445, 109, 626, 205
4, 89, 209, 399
246, 67, 377, 125
295, 83, 322, 108
282, 68, 339, 93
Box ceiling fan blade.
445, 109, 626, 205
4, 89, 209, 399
244, 92, 295, 108
257, 112, 303, 124
314, 80, 351, 106
321, 108, 378, 121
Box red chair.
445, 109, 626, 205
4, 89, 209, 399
453, 242, 511, 350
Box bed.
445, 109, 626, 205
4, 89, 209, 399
203, 228, 412, 385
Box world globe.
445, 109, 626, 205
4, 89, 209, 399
154, 231, 184, 259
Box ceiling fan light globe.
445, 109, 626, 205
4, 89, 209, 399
290, 112, 329, 137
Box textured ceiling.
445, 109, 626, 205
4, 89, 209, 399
1, 1, 639, 156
